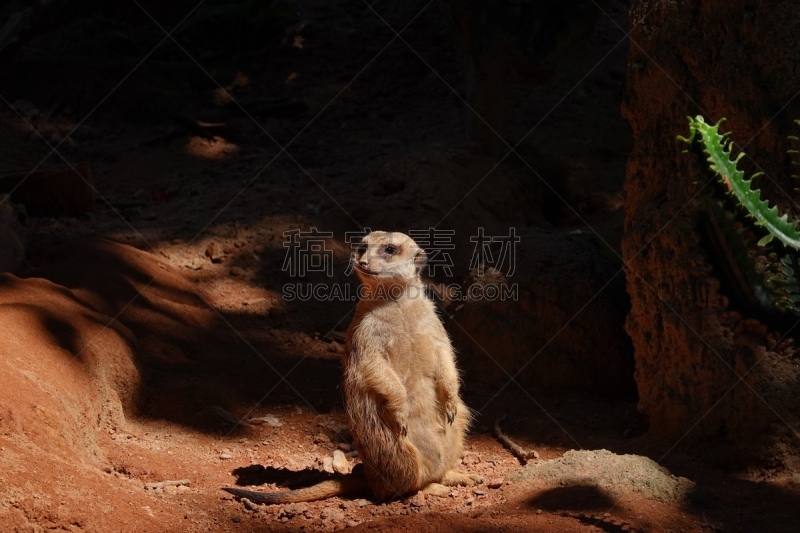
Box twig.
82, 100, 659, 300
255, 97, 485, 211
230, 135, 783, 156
493, 413, 539, 464
144, 479, 190, 490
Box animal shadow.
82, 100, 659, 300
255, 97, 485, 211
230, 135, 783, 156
230, 464, 353, 490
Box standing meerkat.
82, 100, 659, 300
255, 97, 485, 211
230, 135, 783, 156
223, 231, 482, 504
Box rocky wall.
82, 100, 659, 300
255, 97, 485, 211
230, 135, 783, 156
623, 0, 800, 448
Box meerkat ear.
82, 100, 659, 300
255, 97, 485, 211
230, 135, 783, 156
413, 247, 427, 273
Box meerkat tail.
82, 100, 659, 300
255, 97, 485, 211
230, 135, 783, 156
222, 476, 367, 504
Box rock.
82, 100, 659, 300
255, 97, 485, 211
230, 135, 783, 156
462, 453, 481, 466
320, 507, 345, 521
332, 449, 349, 474
487, 478, 504, 489
322, 456, 334, 474
230, 266, 247, 277
248, 414, 282, 427
623, 0, 800, 446
314, 433, 331, 445
242, 498, 258, 511
408, 492, 426, 507
510, 449, 695, 503
279, 502, 308, 519
205, 242, 224, 263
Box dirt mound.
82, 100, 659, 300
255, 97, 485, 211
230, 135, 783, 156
0, 237, 222, 531
510, 449, 695, 504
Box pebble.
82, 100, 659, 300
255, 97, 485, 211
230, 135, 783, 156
279, 502, 308, 518
332, 450, 349, 474
487, 478, 504, 489
242, 498, 258, 511
320, 507, 345, 521
314, 433, 331, 444
462, 453, 481, 466
408, 493, 426, 507
219, 453, 233, 460
230, 266, 247, 277
248, 414, 282, 427
322, 456, 334, 473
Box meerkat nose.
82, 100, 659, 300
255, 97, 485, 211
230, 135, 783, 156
359, 260, 369, 268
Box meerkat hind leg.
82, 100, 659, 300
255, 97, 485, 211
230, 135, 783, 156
440, 470, 484, 486
420, 482, 451, 497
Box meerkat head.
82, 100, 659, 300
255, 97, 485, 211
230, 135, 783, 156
352, 231, 427, 286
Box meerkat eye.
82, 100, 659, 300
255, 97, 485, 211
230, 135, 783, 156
356, 243, 367, 255
384, 244, 397, 255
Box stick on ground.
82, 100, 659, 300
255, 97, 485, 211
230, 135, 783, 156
493, 414, 539, 464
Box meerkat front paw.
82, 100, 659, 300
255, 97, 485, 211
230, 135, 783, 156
394, 412, 409, 437
444, 398, 457, 425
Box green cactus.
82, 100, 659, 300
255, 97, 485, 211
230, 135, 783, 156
680, 115, 800, 316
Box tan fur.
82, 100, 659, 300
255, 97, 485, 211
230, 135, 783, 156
223, 231, 481, 504
344, 231, 482, 500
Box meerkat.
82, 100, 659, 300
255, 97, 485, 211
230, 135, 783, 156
223, 231, 482, 504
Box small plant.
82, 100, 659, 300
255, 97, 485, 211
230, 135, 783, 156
680, 116, 800, 316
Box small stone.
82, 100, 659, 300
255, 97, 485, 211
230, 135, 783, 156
473, 489, 487, 496
337, 442, 351, 452
320, 507, 345, 521
279, 502, 308, 518
487, 478, 504, 489
314, 433, 331, 444
408, 493, 426, 507
230, 266, 247, 277
248, 414, 282, 427
205, 243, 224, 263
332, 450, 349, 474
346, 520, 360, 527
462, 453, 481, 466
322, 456, 334, 473
184, 258, 203, 270
242, 498, 258, 511
328, 342, 344, 354
219, 453, 233, 460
